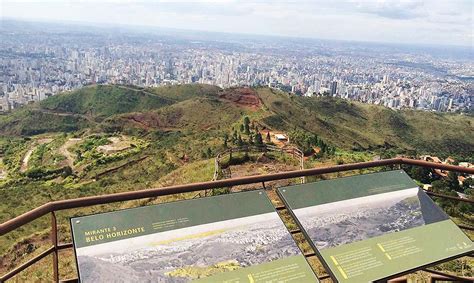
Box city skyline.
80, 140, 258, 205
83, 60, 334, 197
1, 0, 473, 47
1, 18, 472, 113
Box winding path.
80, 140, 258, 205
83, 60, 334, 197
20, 138, 53, 173
58, 138, 82, 168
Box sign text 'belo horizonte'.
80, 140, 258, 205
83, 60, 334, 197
71, 190, 318, 282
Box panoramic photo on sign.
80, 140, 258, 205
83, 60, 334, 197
277, 170, 474, 283
70, 190, 318, 282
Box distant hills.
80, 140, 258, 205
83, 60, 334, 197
0, 84, 472, 157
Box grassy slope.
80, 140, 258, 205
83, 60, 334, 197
0, 84, 221, 136
0, 109, 91, 136
145, 84, 221, 102
1, 84, 472, 157
256, 88, 474, 157
39, 85, 174, 118
0, 84, 244, 261
0, 84, 473, 281
106, 96, 243, 133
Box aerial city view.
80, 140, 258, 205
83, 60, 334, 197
1, 20, 473, 113
0, 0, 473, 282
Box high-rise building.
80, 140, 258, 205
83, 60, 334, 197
448, 98, 453, 111
330, 81, 338, 96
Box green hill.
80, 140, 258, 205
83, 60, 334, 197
256, 88, 473, 157
0, 108, 91, 136
0, 84, 472, 157
39, 85, 174, 118
0, 84, 220, 136
0, 84, 472, 281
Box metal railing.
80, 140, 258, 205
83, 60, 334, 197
0, 157, 473, 282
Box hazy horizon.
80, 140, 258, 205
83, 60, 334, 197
2, 17, 473, 52
1, 0, 473, 48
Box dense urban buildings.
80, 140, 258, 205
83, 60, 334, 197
0, 20, 473, 113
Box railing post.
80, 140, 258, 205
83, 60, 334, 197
51, 212, 59, 283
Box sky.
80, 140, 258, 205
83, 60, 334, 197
1, 0, 473, 47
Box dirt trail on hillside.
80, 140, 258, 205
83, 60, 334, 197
58, 138, 82, 168
19, 138, 53, 173
38, 109, 97, 123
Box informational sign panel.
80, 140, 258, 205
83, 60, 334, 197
71, 190, 318, 282
278, 170, 473, 283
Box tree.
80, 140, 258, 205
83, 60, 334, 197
240, 124, 244, 132
458, 201, 474, 214
248, 134, 254, 144
431, 180, 445, 193
244, 124, 250, 135
206, 147, 212, 158
320, 142, 327, 154
255, 133, 263, 145
266, 132, 271, 142
436, 190, 459, 216
237, 135, 243, 146
243, 116, 250, 135
243, 116, 250, 126
232, 130, 238, 144
409, 167, 433, 184
223, 133, 229, 148
446, 171, 462, 192
462, 178, 473, 193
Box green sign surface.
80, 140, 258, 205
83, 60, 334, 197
277, 170, 473, 283
71, 190, 318, 282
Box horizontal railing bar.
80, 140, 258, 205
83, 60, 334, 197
0, 246, 54, 282
425, 191, 474, 204
458, 224, 474, 231
400, 158, 474, 174
423, 268, 474, 281
1, 158, 472, 237
0, 158, 403, 235
0, 158, 472, 281
59, 278, 78, 283
0, 203, 52, 236
57, 242, 73, 250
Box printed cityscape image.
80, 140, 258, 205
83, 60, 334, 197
293, 187, 448, 250
0, 1, 472, 282
75, 212, 300, 282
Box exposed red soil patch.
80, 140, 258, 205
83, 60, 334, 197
218, 87, 261, 109
122, 111, 182, 130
